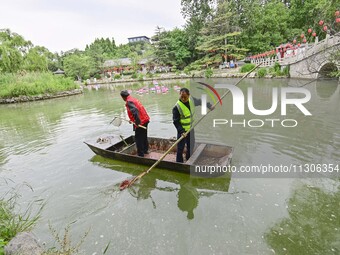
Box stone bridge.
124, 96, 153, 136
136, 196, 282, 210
251, 32, 340, 79
282, 33, 340, 79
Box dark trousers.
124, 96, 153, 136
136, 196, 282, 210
135, 123, 149, 157
176, 130, 195, 163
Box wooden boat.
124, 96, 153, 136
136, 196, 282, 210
84, 134, 233, 177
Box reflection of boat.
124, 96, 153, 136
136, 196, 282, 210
90, 154, 231, 193
90, 154, 232, 219
84, 135, 233, 176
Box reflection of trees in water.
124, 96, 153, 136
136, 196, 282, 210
265, 182, 340, 254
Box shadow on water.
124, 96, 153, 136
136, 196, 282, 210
264, 180, 340, 255
89, 155, 231, 220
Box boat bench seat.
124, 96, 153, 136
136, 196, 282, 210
186, 144, 206, 165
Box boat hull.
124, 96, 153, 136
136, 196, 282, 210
84, 135, 233, 176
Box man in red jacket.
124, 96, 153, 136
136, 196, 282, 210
120, 90, 150, 157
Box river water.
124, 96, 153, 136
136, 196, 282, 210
0, 78, 339, 254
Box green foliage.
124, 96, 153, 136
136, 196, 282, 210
289, 0, 336, 40
0, 29, 29, 72
137, 73, 144, 81
196, 1, 246, 59
131, 72, 138, 79
85, 37, 116, 59
181, 0, 215, 61
240, 63, 256, 73
113, 74, 121, 80
63, 53, 93, 80
240, 1, 291, 54
257, 68, 267, 78
283, 66, 290, 77
152, 27, 191, 68
183, 67, 191, 75
23, 46, 51, 72
93, 73, 101, 79
146, 72, 153, 78
122, 70, 134, 75
268, 63, 289, 77
0, 72, 78, 98
205, 68, 213, 78
0, 29, 59, 73
273, 62, 281, 73
0, 238, 7, 255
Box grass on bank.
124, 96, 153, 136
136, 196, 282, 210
0, 182, 44, 255
0, 72, 78, 99
0, 182, 104, 255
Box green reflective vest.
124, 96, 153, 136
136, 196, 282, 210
176, 98, 195, 131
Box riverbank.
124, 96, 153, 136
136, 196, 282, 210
0, 68, 288, 104
84, 68, 288, 86
0, 89, 83, 104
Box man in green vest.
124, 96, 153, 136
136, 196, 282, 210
172, 88, 213, 163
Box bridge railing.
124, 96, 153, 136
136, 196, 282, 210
282, 32, 340, 65
251, 57, 279, 67
251, 32, 340, 66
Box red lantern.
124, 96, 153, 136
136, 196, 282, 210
319, 20, 324, 26
336, 18, 340, 23
303, 38, 307, 43
335, 10, 340, 17
323, 25, 328, 31
293, 39, 296, 44
312, 32, 316, 37
297, 43, 301, 47
308, 28, 312, 33
300, 34, 304, 38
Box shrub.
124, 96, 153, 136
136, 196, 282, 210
131, 72, 138, 79
257, 68, 267, 78
94, 73, 101, 79
122, 70, 134, 75
283, 66, 290, 77
240, 63, 256, 73
146, 72, 153, 78
171, 66, 177, 72
137, 73, 144, 81
114, 74, 121, 80
273, 62, 281, 73
183, 67, 191, 75
205, 68, 213, 78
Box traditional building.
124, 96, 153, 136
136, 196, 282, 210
128, 36, 150, 43
103, 57, 153, 75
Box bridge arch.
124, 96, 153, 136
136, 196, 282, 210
317, 62, 338, 78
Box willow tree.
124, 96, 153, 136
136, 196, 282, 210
23, 46, 54, 72
0, 29, 31, 73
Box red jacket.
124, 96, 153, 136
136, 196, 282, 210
125, 95, 150, 126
